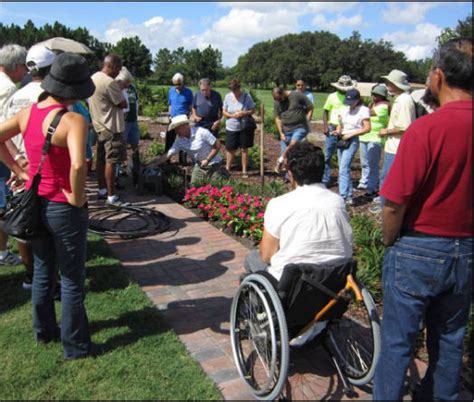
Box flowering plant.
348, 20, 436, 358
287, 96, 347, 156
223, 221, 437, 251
183, 184, 269, 242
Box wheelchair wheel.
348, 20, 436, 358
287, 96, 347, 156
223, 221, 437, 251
230, 274, 289, 400
326, 282, 381, 386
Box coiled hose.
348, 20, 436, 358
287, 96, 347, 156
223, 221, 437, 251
88, 205, 171, 239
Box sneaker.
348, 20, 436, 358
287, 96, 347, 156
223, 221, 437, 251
97, 189, 107, 200
369, 204, 382, 214
0, 251, 22, 266
106, 195, 130, 207
356, 183, 367, 190
241, 172, 249, 179
274, 161, 283, 174
22, 274, 33, 290
345, 198, 354, 206
290, 321, 328, 347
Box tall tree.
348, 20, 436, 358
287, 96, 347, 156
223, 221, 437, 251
111, 36, 152, 78
437, 14, 473, 45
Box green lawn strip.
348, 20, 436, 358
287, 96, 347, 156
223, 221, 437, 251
0, 234, 221, 400
151, 84, 327, 121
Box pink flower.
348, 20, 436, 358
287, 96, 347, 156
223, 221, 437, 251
198, 203, 205, 209
228, 204, 238, 210
257, 212, 264, 219
239, 212, 246, 219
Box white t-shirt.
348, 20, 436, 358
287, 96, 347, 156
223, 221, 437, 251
6, 81, 44, 155
385, 92, 416, 154
167, 126, 222, 165
0, 71, 17, 123
264, 183, 353, 280
340, 105, 370, 136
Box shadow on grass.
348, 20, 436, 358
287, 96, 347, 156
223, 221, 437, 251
90, 306, 169, 354
86, 236, 131, 292
0, 270, 30, 315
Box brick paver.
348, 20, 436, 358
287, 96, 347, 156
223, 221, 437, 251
102, 194, 470, 401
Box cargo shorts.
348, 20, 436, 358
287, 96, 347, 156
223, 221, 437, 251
96, 129, 125, 164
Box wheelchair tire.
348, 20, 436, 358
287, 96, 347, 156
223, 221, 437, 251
326, 282, 381, 386
230, 273, 289, 400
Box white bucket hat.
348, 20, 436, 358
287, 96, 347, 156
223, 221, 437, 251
381, 69, 411, 92
26, 45, 56, 72
330, 75, 357, 92
168, 114, 191, 131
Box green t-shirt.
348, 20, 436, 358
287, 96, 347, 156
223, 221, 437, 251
274, 91, 312, 132
360, 102, 389, 143
323, 91, 346, 126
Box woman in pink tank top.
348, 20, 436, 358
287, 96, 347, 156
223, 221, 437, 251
0, 53, 96, 360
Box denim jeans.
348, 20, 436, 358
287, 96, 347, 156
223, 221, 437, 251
280, 127, 308, 155
323, 126, 338, 184
359, 141, 382, 193
31, 199, 91, 359
378, 151, 395, 207
373, 235, 473, 401
337, 137, 359, 200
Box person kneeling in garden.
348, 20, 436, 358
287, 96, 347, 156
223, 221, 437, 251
157, 114, 229, 185
244, 142, 353, 343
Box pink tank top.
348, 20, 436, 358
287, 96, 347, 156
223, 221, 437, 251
23, 103, 71, 203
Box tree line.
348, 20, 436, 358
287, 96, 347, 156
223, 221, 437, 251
1, 15, 471, 90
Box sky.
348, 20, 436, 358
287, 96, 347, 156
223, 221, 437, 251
0, 2, 471, 66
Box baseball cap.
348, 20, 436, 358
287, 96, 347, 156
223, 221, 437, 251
344, 88, 361, 106
26, 45, 56, 72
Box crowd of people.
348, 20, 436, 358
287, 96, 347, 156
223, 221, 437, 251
0, 36, 471, 402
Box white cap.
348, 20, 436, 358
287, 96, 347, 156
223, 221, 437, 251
172, 72, 184, 83
26, 45, 56, 72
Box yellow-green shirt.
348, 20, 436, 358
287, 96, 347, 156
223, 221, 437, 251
360, 102, 389, 143
323, 92, 346, 126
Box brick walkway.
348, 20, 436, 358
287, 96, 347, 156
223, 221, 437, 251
102, 195, 470, 401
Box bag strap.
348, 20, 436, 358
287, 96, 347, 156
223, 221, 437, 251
37, 109, 67, 175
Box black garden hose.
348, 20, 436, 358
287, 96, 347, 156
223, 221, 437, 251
88, 204, 171, 239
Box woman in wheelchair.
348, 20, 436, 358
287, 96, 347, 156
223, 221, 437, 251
244, 142, 353, 344
232, 142, 381, 400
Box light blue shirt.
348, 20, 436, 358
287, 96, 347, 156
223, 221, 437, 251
223, 92, 255, 132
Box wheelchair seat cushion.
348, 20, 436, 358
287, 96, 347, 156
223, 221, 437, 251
278, 260, 355, 335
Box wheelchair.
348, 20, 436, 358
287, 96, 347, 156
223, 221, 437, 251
230, 260, 381, 400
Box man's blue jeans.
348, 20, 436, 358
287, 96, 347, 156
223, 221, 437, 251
337, 137, 359, 200
323, 127, 338, 185
359, 141, 382, 193
280, 127, 308, 155
373, 234, 473, 401
378, 151, 395, 207
31, 199, 91, 359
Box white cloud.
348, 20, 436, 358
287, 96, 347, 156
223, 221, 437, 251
103, 16, 185, 56
381, 2, 439, 25
218, 2, 359, 14
185, 7, 301, 65
312, 14, 364, 32
383, 23, 442, 60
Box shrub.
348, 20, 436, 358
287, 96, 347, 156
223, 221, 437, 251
350, 213, 384, 301
146, 140, 165, 158
139, 122, 149, 140
264, 115, 279, 139
248, 88, 262, 113
234, 145, 261, 170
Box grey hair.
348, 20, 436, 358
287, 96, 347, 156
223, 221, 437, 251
0, 44, 27, 70
116, 66, 133, 82
172, 72, 184, 83
199, 78, 211, 87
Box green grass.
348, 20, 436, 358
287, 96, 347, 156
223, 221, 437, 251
152, 85, 327, 121
0, 235, 221, 400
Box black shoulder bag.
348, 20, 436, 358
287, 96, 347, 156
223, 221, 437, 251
3, 109, 67, 240
240, 93, 257, 132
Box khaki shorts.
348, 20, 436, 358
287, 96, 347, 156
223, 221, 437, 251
97, 129, 125, 164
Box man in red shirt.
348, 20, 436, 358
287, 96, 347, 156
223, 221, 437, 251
373, 38, 472, 401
